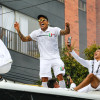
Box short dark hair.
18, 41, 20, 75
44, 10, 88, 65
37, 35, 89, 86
47, 79, 57, 88
37, 15, 48, 21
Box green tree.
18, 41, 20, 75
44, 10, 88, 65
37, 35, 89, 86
61, 44, 100, 87
36, 44, 100, 87
61, 47, 88, 86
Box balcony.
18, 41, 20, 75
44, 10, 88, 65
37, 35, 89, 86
0, 27, 40, 84
0, 27, 39, 58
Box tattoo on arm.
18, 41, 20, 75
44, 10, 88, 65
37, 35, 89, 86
60, 27, 70, 35
18, 30, 25, 40
18, 30, 32, 42
66, 26, 70, 34
60, 30, 67, 35
18, 31, 24, 40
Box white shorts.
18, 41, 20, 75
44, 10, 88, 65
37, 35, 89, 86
78, 84, 100, 93
40, 58, 65, 79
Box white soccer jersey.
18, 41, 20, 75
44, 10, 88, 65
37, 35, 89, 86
70, 50, 100, 80
30, 27, 61, 60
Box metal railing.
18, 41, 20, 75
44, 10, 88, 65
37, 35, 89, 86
0, 27, 39, 58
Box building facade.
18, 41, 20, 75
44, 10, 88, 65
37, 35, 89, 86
0, 0, 65, 84
65, 0, 100, 57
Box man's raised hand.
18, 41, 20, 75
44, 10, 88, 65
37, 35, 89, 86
14, 22, 20, 32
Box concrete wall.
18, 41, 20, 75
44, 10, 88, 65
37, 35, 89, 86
3, 49, 40, 84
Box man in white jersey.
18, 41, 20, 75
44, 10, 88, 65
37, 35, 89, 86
14, 15, 70, 88
0, 39, 12, 80
67, 42, 100, 92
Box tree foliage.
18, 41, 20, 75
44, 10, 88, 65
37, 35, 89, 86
36, 44, 100, 87
61, 44, 100, 87
61, 47, 88, 86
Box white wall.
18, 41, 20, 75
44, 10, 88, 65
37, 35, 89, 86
15, 12, 28, 36
28, 16, 40, 34
2, 6, 40, 34
15, 12, 28, 53
2, 6, 15, 32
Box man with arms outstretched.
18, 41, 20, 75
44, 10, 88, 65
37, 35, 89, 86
67, 41, 100, 92
14, 15, 70, 88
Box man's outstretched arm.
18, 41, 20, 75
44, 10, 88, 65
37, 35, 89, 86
60, 22, 70, 35
14, 22, 32, 42
67, 41, 90, 68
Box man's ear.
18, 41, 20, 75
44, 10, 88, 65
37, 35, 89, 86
48, 22, 50, 25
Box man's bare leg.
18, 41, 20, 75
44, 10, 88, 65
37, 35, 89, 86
42, 77, 48, 87
70, 76, 76, 88
74, 73, 100, 91
57, 74, 66, 88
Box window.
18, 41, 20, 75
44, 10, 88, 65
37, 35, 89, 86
57, 0, 64, 3
78, 0, 86, 11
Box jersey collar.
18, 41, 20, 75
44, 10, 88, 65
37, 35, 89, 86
94, 59, 100, 63
39, 27, 50, 32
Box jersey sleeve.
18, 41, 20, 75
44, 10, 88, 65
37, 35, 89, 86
54, 27, 61, 36
29, 30, 38, 41
70, 50, 90, 69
